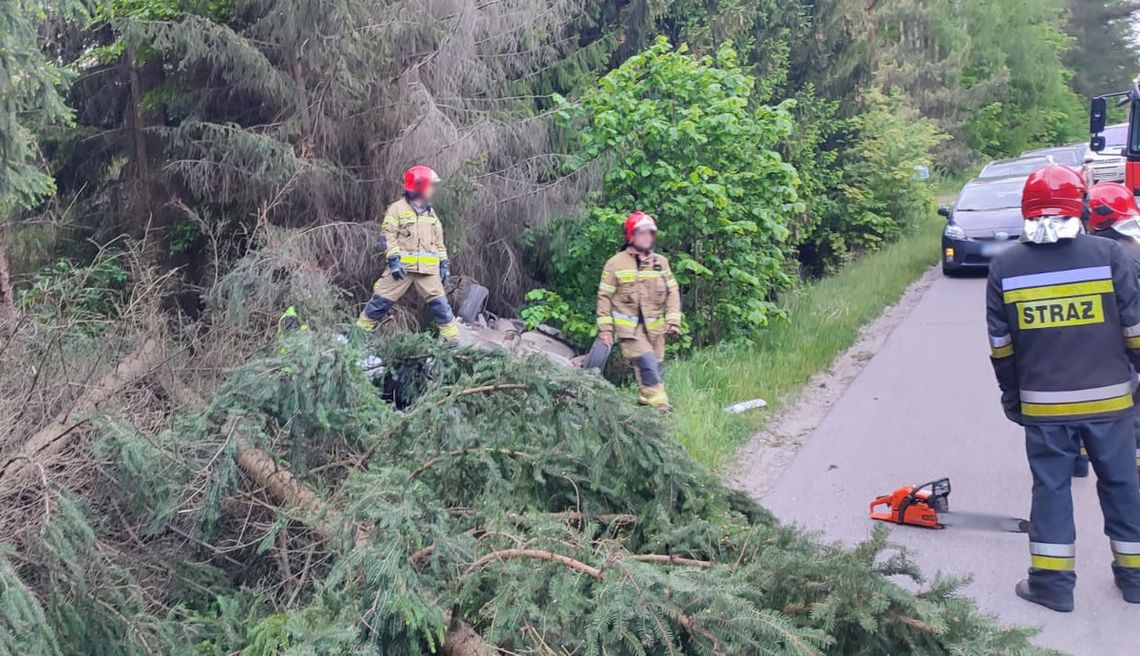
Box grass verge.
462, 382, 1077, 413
669, 214, 943, 468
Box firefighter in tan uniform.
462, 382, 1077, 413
596, 212, 682, 410
356, 165, 459, 342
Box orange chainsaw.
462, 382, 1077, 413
870, 478, 1029, 533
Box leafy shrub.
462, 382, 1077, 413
536, 37, 803, 346
16, 254, 132, 327
801, 90, 945, 268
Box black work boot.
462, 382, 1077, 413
1015, 579, 1073, 612
1120, 586, 1140, 604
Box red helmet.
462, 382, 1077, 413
403, 165, 440, 195
624, 211, 658, 242
1022, 164, 1087, 220
1087, 182, 1140, 232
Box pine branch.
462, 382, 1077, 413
410, 447, 537, 478
453, 383, 527, 397
464, 548, 604, 580
630, 554, 713, 568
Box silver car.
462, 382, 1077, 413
1083, 124, 1128, 184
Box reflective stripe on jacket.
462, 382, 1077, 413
380, 198, 448, 275
596, 250, 682, 339
986, 234, 1140, 424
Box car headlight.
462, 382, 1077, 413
944, 224, 967, 240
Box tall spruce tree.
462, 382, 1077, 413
0, 0, 89, 324
1065, 0, 1140, 98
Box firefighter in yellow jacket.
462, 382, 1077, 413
356, 165, 459, 341
596, 212, 682, 410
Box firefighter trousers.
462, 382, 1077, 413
1075, 384, 1140, 476
618, 325, 668, 408
1025, 417, 1140, 606
356, 271, 459, 341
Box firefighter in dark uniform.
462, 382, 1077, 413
987, 165, 1140, 612
1083, 181, 1140, 479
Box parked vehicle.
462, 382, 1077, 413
1084, 123, 1128, 184
978, 156, 1053, 179
941, 176, 1024, 275
1020, 144, 1086, 167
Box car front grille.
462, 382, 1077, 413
1090, 161, 1126, 182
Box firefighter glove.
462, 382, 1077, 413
387, 255, 406, 280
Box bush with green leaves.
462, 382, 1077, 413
532, 38, 803, 347
799, 90, 945, 269
16, 254, 132, 327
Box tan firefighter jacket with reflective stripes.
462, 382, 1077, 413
380, 198, 448, 275
596, 249, 682, 339
986, 234, 1140, 424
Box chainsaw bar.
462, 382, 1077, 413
938, 512, 1029, 534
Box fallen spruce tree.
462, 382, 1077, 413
0, 331, 1058, 655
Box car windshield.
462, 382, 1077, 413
980, 158, 1050, 178
957, 182, 1022, 211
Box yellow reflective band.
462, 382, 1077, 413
1080, 447, 1088, 456
665, 313, 682, 323
597, 317, 614, 326
991, 344, 1014, 359
645, 317, 666, 330
385, 247, 401, 258
438, 322, 459, 341
400, 254, 441, 265
598, 282, 617, 294
614, 317, 639, 328
356, 315, 378, 332
382, 218, 399, 228
666, 279, 678, 289
1031, 555, 1075, 571
639, 391, 670, 406
614, 270, 637, 283
1127, 336, 1140, 349
1017, 294, 1104, 330
1115, 553, 1140, 568
399, 215, 439, 226
1022, 393, 1133, 418
1003, 279, 1113, 303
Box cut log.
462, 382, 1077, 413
0, 338, 163, 492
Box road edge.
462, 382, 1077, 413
726, 265, 942, 499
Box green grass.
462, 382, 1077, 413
668, 214, 943, 467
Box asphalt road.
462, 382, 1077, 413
760, 273, 1139, 656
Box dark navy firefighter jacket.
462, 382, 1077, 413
987, 234, 1140, 425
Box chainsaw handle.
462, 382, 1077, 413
869, 494, 894, 520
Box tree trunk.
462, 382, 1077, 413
0, 224, 15, 329
290, 57, 330, 223
125, 48, 153, 237
0, 339, 163, 493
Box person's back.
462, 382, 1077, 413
988, 234, 1136, 423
